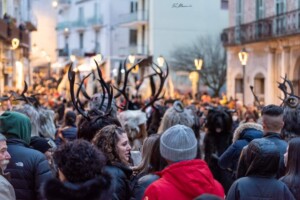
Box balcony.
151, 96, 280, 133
118, 10, 149, 27
25, 13, 37, 32
87, 16, 103, 29
56, 21, 71, 31
71, 48, 84, 57
222, 8, 300, 46
0, 19, 8, 39
58, 0, 71, 9
118, 45, 148, 56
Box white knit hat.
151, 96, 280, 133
160, 124, 197, 162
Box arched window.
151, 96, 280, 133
254, 73, 265, 104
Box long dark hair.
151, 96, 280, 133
282, 138, 300, 185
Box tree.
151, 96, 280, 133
171, 36, 227, 97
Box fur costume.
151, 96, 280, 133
42, 175, 112, 200
118, 110, 147, 151
13, 104, 56, 139
204, 107, 233, 192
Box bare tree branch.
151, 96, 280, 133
171, 36, 226, 96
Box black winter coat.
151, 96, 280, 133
131, 174, 159, 200
42, 175, 112, 200
227, 176, 295, 200
103, 162, 132, 200
5, 139, 53, 200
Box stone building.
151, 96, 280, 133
222, 0, 300, 105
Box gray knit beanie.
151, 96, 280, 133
160, 124, 197, 162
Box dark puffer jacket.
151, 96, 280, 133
227, 138, 295, 200
0, 111, 53, 200
131, 174, 159, 200
7, 139, 53, 200
264, 132, 288, 178
103, 162, 132, 200
219, 123, 263, 173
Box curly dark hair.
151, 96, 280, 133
54, 139, 107, 183
77, 115, 121, 142
92, 125, 125, 164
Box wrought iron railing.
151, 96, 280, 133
221, 8, 300, 46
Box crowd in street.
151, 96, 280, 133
0, 84, 299, 200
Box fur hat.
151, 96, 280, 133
118, 110, 147, 134
160, 124, 197, 162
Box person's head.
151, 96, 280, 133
262, 105, 284, 133
0, 111, 31, 145
77, 115, 121, 142
158, 101, 194, 134
0, 133, 11, 171
134, 134, 164, 174
89, 93, 118, 118
54, 139, 107, 183
239, 138, 280, 178
30, 136, 56, 164
160, 124, 197, 164
284, 137, 300, 175
92, 125, 131, 165
245, 114, 257, 123
64, 110, 77, 126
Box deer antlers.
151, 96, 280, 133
68, 61, 113, 120
277, 74, 300, 108
113, 57, 169, 111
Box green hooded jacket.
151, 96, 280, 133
0, 111, 31, 145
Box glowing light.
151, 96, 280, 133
11, 38, 20, 50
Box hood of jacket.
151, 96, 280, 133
158, 159, 224, 198
244, 138, 280, 177
0, 111, 31, 145
42, 175, 112, 200
232, 122, 263, 143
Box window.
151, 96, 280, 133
95, 30, 100, 53
236, 0, 243, 25
129, 29, 137, 46
254, 77, 265, 94
130, 1, 138, 13
64, 36, 69, 56
221, 0, 228, 10
275, 0, 285, 34
78, 7, 84, 20
94, 3, 98, 17
79, 33, 84, 49
256, 0, 264, 19
235, 78, 243, 93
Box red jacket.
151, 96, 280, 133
143, 159, 224, 200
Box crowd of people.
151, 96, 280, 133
0, 82, 299, 200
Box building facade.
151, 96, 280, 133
0, 0, 35, 93
116, 0, 229, 95
30, 0, 57, 78
223, 0, 300, 105
54, 0, 131, 77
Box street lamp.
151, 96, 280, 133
238, 48, 248, 105
128, 54, 138, 73
194, 58, 203, 98
157, 55, 165, 67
